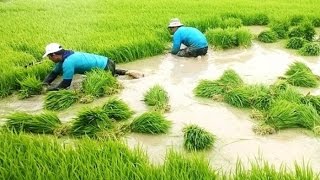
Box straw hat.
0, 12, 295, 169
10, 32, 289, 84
168, 18, 184, 28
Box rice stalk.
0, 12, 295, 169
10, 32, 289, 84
130, 112, 171, 134
224, 85, 252, 108
102, 97, 134, 121
284, 62, 319, 88
18, 75, 43, 99
183, 124, 216, 151
44, 90, 79, 111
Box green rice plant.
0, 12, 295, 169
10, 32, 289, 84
234, 27, 252, 47
301, 94, 320, 115
162, 150, 216, 179
266, 100, 320, 130
82, 69, 122, 97
273, 85, 303, 104
220, 18, 243, 29
17, 75, 43, 99
6, 111, 62, 134
241, 13, 269, 26
183, 124, 216, 151
270, 20, 290, 39
310, 16, 320, 27
289, 22, 316, 41
71, 108, 113, 138
193, 80, 224, 98
249, 85, 273, 110
217, 69, 244, 87
286, 37, 306, 49
185, 16, 222, 32
289, 15, 306, 26
44, 90, 79, 111
224, 85, 252, 108
206, 28, 236, 49
143, 85, 170, 112
288, 26, 305, 39
284, 61, 318, 87
299, 42, 320, 56
102, 97, 134, 121
270, 80, 290, 95
130, 112, 171, 134
258, 30, 278, 43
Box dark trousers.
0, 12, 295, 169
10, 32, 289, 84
105, 59, 127, 76
177, 46, 208, 57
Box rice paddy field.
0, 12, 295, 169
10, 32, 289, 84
1, 0, 320, 179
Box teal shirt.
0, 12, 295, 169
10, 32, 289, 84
171, 27, 208, 54
53, 52, 108, 80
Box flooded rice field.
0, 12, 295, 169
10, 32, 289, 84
1, 27, 320, 172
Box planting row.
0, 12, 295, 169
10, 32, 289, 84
194, 61, 320, 135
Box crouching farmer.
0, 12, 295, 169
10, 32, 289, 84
42, 43, 143, 91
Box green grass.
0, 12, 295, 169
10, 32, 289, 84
102, 97, 134, 121
5, 111, 62, 134
130, 111, 171, 134
71, 108, 113, 138
183, 124, 216, 151
81, 69, 122, 97
18, 75, 43, 99
143, 85, 170, 112
44, 90, 79, 111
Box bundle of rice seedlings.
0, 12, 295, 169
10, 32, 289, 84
270, 20, 290, 39
250, 109, 266, 121
257, 30, 278, 43
288, 26, 304, 39
183, 124, 216, 151
266, 100, 320, 130
299, 43, 320, 56
44, 90, 78, 111
234, 28, 252, 48
249, 85, 273, 110
273, 86, 302, 104
96, 123, 131, 140
206, 28, 236, 49
79, 94, 95, 104
286, 37, 306, 49
82, 69, 122, 97
71, 108, 113, 138
130, 112, 171, 134
193, 80, 224, 98
289, 15, 305, 26
252, 123, 276, 135
217, 69, 243, 87
223, 85, 252, 108
53, 123, 72, 137
143, 85, 170, 112
284, 62, 318, 87
18, 75, 42, 99
311, 17, 320, 27
6, 111, 62, 134
301, 94, 320, 114
102, 98, 134, 121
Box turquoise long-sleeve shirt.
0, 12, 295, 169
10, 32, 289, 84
53, 52, 108, 80
171, 27, 208, 54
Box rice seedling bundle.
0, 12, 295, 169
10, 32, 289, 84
44, 90, 78, 111
102, 98, 134, 121
220, 18, 243, 29
299, 43, 320, 56
224, 85, 252, 108
71, 108, 113, 138
289, 15, 306, 26
206, 28, 236, 49
143, 85, 170, 112
252, 123, 276, 135
258, 30, 278, 43
249, 85, 273, 110
270, 20, 290, 39
286, 37, 306, 49
82, 69, 122, 97
185, 17, 222, 33
284, 62, 318, 87
301, 94, 320, 114
234, 28, 252, 47
183, 124, 216, 151
273, 86, 303, 104
311, 17, 320, 27
217, 69, 244, 87
130, 112, 171, 134
193, 80, 224, 98
18, 75, 43, 99
266, 100, 320, 130
270, 80, 290, 94
6, 111, 61, 134
289, 22, 316, 41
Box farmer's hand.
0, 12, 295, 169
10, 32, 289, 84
47, 86, 59, 91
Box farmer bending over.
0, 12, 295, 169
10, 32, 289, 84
42, 43, 143, 91
168, 18, 208, 57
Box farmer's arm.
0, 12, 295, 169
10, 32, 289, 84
47, 62, 74, 91
171, 32, 182, 55
43, 63, 62, 85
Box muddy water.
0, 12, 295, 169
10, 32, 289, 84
1, 27, 320, 172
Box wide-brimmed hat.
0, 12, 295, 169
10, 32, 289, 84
168, 18, 183, 28
42, 43, 63, 58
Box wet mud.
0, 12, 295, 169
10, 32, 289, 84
1, 26, 320, 172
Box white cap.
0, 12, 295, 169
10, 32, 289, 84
42, 43, 63, 58
168, 18, 184, 28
